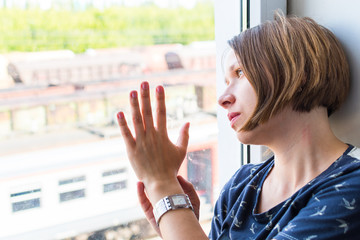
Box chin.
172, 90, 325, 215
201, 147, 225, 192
235, 131, 255, 145
235, 127, 263, 145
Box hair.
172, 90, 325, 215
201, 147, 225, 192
228, 12, 350, 131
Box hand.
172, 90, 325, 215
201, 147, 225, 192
117, 81, 190, 194
137, 175, 201, 237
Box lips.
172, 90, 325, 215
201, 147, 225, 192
227, 112, 241, 127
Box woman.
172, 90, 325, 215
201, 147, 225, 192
117, 13, 360, 239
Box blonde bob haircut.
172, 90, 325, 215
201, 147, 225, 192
228, 12, 350, 131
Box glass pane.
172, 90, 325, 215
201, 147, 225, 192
102, 168, 127, 177
0, 1, 216, 239
59, 176, 86, 185
187, 149, 213, 204
59, 189, 86, 202
103, 180, 127, 193
12, 198, 41, 212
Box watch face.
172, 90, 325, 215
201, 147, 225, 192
172, 195, 187, 205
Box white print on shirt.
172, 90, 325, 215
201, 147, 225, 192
310, 205, 327, 216
334, 182, 347, 191
304, 235, 317, 240
341, 198, 356, 210
336, 219, 349, 234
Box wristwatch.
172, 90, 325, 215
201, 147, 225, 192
153, 194, 194, 226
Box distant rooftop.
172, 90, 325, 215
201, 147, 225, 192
1, 42, 216, 89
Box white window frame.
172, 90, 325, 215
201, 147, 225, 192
215, 0, 286, 189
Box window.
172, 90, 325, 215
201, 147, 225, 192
59, 175, 86, 185
102, 168, 127, 177
0, 1, 217, 239
59, 189, 86, 202
10, 187, 41, 212
103, 180, 127, 193
12, 198, 41, 212
187, 149, 213, 206
58, 175, 87, 202
102, 167, 128, 193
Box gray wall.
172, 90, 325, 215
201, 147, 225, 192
288, 0, 360, 147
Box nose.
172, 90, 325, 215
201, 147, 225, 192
218, 91, 235, 109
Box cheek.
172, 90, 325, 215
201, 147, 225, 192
231, 81, 258, 131
240, 82, 257, 113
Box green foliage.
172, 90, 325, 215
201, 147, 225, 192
0, 3, 214, 53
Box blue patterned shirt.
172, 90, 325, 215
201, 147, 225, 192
209, 145, 360, 240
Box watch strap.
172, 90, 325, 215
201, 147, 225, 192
153, 194, 193, 226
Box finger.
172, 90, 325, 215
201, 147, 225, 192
137, 182, 154, 219
130, 90, 145, 138
177, 175, 200, 220
140, 81, 155, 131
177, 175, 195, 193
177, 175, 199, 204
176, 122, 190, 150
117, 112, 136, 148
137, 182, 161, 236
155, 85, 167, 135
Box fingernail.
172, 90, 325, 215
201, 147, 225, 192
156, 86, 163, 94
117, 112, 124, 120
131, 91, 137, 98
141, 82, 149, 90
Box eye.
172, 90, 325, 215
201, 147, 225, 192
235, 69, 244, 77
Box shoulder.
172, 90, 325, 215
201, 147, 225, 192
297, 145, 360, 216
272, 147, 360, 239
328, 145, 360, 178
345, 145, 360, 161
309, 145, 360, 195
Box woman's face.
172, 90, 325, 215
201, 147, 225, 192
218, 49, 258, 143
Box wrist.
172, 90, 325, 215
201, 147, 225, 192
144, 178, 184, 205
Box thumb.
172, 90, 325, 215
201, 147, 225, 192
176, 122, 190, 150
177, 175, 194, 192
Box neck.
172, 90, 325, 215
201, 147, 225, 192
265, 107, 348, 192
